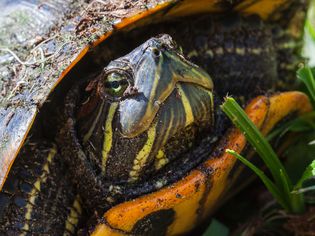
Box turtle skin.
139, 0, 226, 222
0, 142, 84, 235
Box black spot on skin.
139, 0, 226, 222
132, 209, 175, 236
197, 163, 213, 177
176, 193, 182, 199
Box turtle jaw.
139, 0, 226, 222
117, 34, 214, 139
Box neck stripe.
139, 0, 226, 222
102, 102, 118, 174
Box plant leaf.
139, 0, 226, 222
297, 67, 315, 107
221, 97, 292, 192
294, 160, 315, 189
226, 149, 289, 210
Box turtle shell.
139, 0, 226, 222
0, 1, 311, 234
0, 0, 307, 190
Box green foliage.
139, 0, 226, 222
221, 96, 315, 214
297, 67, 315, 108
225, 149, 288, 209
294, 160, 315, 190
306, 19, 315, 41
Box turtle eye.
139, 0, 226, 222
104, 72, 128, 97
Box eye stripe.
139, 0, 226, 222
101, 102, 118, 174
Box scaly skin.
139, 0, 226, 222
127, 13, 305, 97
0, 142, 84, 235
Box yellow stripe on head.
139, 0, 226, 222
129, 123, 157, 182
102, 102, 118, 174
177, 84, 194, 126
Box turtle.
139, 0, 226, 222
0, 0, 313, 235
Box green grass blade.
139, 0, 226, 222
297, 67, 315, 107
279, 169, 304, 213
295, 160, 315, 189
221, 97, 292, 191
226, 149, 289, 210
279, 169, 292, 201
292, 185, 315, 194
306, 19, 315, 41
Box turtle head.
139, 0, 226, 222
76, 34, 214, 183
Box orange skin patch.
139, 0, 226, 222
92, 91, 312, 236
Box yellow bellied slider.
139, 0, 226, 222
0, 0, 311, 235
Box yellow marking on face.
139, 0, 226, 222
83, 101, 105, 143
161, 109, 174, 145
102, 102, 118, 174
166, 52, 213, 90
153, 109, 174, 170
147, 54, 166, 113
155, 149, 169, 170
20, 147, 56, 236
156, 149, 165, 159
177, 84, 194, 126
129, 123, 157, 182
150, 56, 164, 102
63, 195, 82, 236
